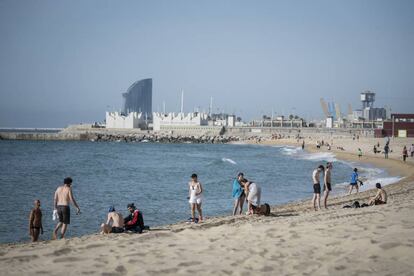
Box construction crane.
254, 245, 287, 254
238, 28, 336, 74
334, 103, 342, 120
320, 98, 330, 117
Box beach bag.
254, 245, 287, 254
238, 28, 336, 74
259, 203, 271, 216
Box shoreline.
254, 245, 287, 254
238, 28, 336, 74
1, 140, 412, 246
1, 139, 414, 275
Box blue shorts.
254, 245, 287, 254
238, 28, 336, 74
350, 182, 357, 186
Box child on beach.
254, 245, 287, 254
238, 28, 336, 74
188, 174, 203, 223
29, 199, 43, 242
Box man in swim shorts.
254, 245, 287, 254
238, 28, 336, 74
312, 165, 324, 211
101, 206, 124, 234
323, 162, 333, 209
29, 199, 43, 242
368, 183, 387, 206
53, 177, 81, 239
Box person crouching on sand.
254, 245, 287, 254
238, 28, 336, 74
232, 172, 246, 216
312, 165, 324, 211
101, 206, 124, 234
241, 179, 261, 215
188, 174, 203, 223
323, 162, 333, 209
368, 183, 387, 206
29, 199, 43, 242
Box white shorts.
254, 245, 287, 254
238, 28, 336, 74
189, 196, 202, 205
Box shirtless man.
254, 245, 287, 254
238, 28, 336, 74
368, 183, 387, 205
101, 206, 124, 234
29, 199, 43, 242
323, 162, 333, 209
52, 177, 80, 239
312, 165, 324, 211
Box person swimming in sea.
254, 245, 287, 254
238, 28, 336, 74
29, 199, 43, 242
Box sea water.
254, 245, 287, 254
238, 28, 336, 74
0, 141, 400, 243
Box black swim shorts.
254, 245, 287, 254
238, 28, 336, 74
313, 183, 321, 194
111, 227, 124, 233
324, 182, 332, 192
57, 205, 70, 224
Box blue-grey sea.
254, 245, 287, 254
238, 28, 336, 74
0, 140, 399, 243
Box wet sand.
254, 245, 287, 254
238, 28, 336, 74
1, 138, 414, 275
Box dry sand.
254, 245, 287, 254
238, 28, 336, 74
1, 137, 414, 276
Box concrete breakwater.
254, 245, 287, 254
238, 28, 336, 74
0, 131, 241, 144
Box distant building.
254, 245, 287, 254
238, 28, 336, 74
363, 107, 387, 121
105, 112, 146, 129
376, 114, 414, 138
123, 78, 152, 118
152, 112, 209, 131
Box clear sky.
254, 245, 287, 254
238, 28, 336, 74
0, 0, 413, 127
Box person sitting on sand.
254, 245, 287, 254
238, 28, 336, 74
232, 172, 246, 216
368, 183, 387, 206
188, 173, 203, 223
101, 206, 124, 234
241, 179, 261, 215
124, 203, 144, 233
312, 165, 324, 211
323, 162, 333, 209
53, 177, 81, 240
29, 199, 43, 242
348, 168, 363, 195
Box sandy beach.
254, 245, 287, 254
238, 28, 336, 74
1, 137, 414, 276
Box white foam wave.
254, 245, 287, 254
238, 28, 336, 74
222, 158, 237, 165
280, 146, 337, 162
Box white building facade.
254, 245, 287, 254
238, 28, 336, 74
105, 112, 146, 129
152, 112, 209, 131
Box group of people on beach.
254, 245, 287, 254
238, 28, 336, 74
311, 163, 333, 211
29, 177, 145, 242
232, 172, 263, 216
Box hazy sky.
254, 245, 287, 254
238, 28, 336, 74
0, 0, 413, 127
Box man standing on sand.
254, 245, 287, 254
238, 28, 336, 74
53, 177, 80, 239
312, 165, 324, 211
29, 199, 43, 242
323, 162, 333, 209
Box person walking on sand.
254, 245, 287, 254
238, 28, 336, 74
402, 146, 408, 162
384, 143, 389, 159
52, 177, 80, 239
348, 168, 363, 195
302, 140, 305, 150
29, 199, 43, 242
410, 144, 414, 158
323, 162, 333, 209
312, 165, 324, 211
188, 173, 203, 223
358, 148, 362, 159
232, 172, 246, 216
368, 183, 387, 205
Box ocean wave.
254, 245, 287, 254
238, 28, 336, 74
280, 146, 337, 162
222, 158, 237, 165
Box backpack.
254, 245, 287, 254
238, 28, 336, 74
259, 203, 271, 216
